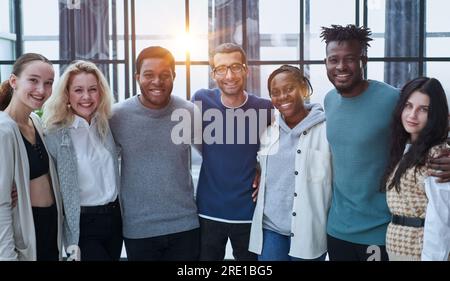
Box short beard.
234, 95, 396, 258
334, 77, 364, 95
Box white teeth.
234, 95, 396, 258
30, 95, 44, 101
280, 103, 292, 109
79, 103, 92, 107
150, 90, 163, 95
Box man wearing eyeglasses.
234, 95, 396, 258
191, 43, 273, 261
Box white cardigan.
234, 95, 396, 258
249, 115, 332, 259
0, 112, 63, 261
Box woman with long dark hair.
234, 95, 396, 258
382, 77, 450, 261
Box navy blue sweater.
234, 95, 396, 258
192, 89, 273, 222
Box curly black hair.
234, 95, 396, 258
320, 24, 373, 55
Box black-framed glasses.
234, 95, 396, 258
213, 63, 246, 76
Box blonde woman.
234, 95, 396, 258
42, 60, 122, 261
0, 53, 63, 261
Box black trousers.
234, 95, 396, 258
199, 217, 257, 261
124, 228, 200, 261
32, 204, 59, 261
78, 201, 123, 261
327, 234, 389, 261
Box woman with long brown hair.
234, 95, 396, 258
0, 53, 63, 261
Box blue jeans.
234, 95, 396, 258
258, 229, 327, 261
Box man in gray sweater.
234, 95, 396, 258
109, 46, 201, 260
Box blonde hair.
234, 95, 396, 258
43, 60, 113, 139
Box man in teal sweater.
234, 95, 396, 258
321, 24, 450, 261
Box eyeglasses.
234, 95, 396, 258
213, 63, 246, 76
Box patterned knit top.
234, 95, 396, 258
386, 143, 447, 259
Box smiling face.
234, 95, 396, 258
270, 71, 308, 128
9, 60, 54, 111
401, 90, 430, 142
325, 40, 367, 97
68, 72, 101, 123
212, 51, 248, 97
136, 58, 175, 110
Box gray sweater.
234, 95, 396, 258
110, 95, 199, 239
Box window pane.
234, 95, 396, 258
426, 0, 450, 57
259, 0, 300, 61
135, 0, 185, 61
367, 61, 418, 89
306, 0, 356, 60
366, 61, 384, 82
0, 0, 11, 33
190, 65, 210, 97
110, 0, 125, 61
189, 0, 209, 61
173, 65, 187, 100
22, 0, 59, 36
367, 0, 386, 57
0, 39, 13, 60
426, 62, 450, 101
427, 38, 450, 58
23, 41, 59, 60
308, 64, 333, 105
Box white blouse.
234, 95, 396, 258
70, 115, 117, 206
422, 177, 450, 261
403, 144, 450, 260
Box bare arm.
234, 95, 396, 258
252, 162, 261, 202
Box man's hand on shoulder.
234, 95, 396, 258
428, 148, 450, 183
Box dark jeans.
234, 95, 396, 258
199, 217, 257, 261
124, 228, 200, 261
327, 234, 389, 261
78, 202, 123, 261
32, 204, 59, 261
259, 229, 326, 261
